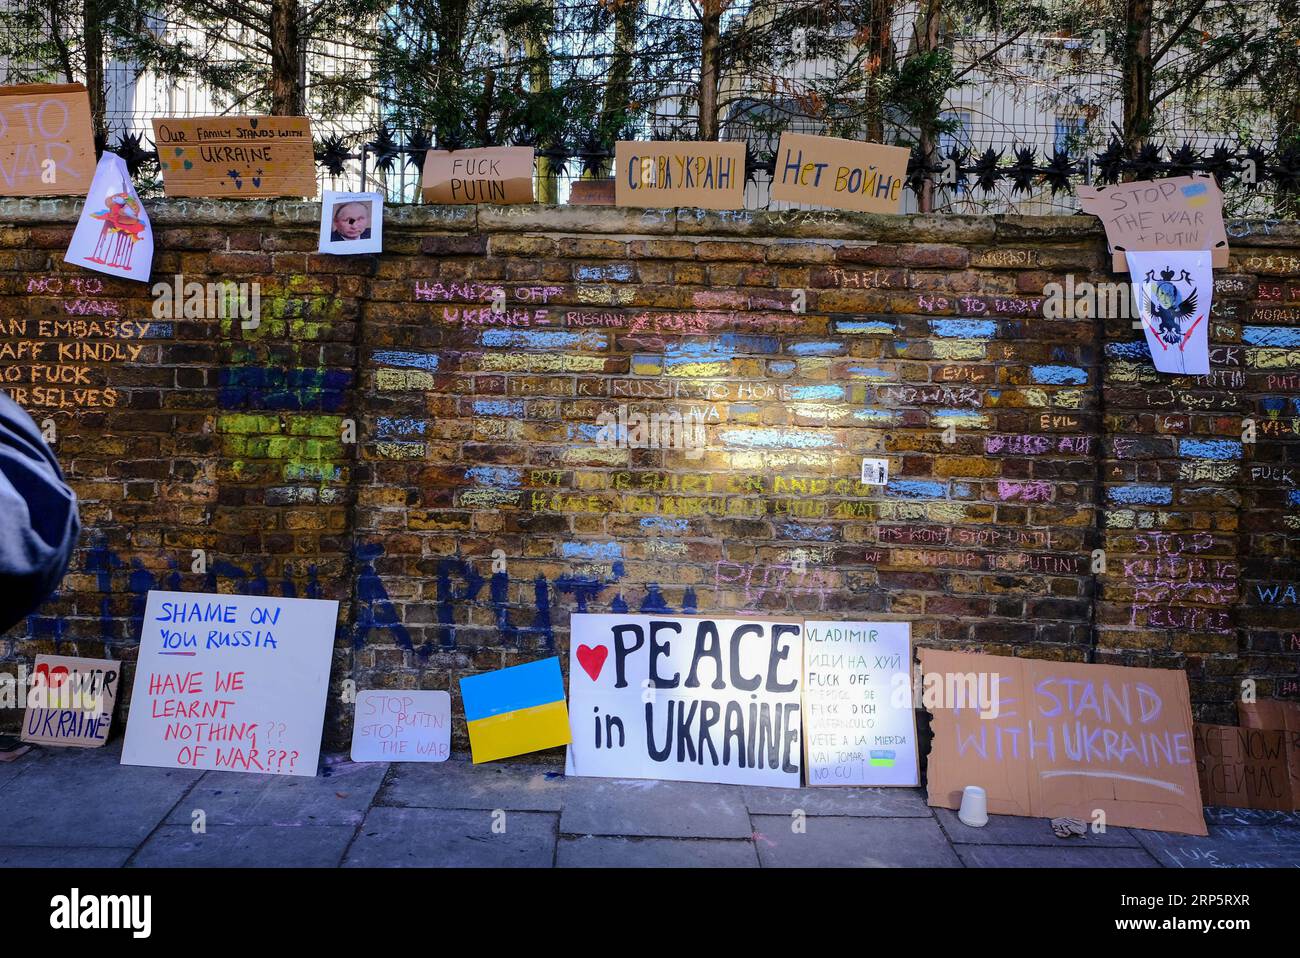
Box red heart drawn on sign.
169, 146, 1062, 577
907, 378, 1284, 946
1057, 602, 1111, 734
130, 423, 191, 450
577, 644, 608, 682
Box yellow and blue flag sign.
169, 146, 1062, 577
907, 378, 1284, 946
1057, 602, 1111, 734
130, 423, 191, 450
459, 657, 570, 763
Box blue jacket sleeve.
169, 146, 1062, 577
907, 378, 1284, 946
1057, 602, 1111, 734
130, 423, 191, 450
0, 390, 81, 633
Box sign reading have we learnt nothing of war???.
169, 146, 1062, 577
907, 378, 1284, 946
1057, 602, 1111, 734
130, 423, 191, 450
151, 116, 317, 197
614, 141, 745, 210
121, 591, 338, 777
771, 132, 910, 214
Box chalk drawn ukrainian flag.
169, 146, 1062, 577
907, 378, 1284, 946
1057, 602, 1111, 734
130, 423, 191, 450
460, 657, 571, 763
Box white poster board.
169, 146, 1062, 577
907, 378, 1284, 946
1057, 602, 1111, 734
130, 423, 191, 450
121, 591, 338, 777
566, 613, 803, 788
350, 690, 450, 762
803, 621, 918, 786
63, 151, 153, 282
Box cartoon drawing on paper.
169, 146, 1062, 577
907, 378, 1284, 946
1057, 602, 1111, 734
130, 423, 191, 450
1140, 267, 1200, 346
64, 151, 154, 283
85, 182, 147, 271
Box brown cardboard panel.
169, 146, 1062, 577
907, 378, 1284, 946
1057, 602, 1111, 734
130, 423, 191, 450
770, 132, 909, 214
1194, 723, 1295, 811
0, 83, 95, 196
421, 147, 534, 204
1239, 699, 1300, 811
151, 116, 316, 197
614, 141, 745, 210
1077, 175, 1229, 272
921, 649, 1207, 835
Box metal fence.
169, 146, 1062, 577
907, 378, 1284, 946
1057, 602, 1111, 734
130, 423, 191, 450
0, 0, 1290, 215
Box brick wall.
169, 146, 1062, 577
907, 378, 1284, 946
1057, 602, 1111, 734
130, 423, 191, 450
1, 199, 1296, 749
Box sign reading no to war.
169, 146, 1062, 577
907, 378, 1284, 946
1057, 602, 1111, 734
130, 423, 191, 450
566, 613, 803, 787
122, 591, 338, 777
0, 83, 96, 196
770, 132, 910, 214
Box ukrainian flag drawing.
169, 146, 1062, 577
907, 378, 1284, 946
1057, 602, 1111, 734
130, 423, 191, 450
460, 657, 570, 763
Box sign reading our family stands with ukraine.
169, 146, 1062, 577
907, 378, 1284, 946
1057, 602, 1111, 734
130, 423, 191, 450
566, 613, 804, 788
121, 591, 338, 777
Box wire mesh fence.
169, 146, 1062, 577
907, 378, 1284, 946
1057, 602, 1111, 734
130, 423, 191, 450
0, 0, 1291, 216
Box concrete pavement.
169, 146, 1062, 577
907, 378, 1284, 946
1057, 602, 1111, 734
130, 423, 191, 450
1, 742, 1297, 867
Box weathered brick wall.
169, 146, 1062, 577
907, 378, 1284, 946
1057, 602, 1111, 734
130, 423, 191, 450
0, 199, 1296, 749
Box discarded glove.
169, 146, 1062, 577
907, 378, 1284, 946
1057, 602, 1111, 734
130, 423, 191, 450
1051, 817, 1087, 838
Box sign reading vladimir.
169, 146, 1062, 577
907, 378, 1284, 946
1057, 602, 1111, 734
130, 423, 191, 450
566, 613, 803, 787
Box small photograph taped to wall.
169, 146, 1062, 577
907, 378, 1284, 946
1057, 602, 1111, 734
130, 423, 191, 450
319, 190, 382, 254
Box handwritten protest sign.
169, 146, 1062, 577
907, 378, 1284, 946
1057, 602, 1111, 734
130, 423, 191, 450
421, 146, 534, 204
0, 83, 95, 196
1194, 724, 1294, 811
803, 621, 917, 786
1078, 175, 1228, 271
151, 116, 316, 197
614, 141, 745, 210
566, 613, 803, 787
1239, 699, 1300, 810
21, 655, 120, 748
121, 591, 338, 777
921, 649, 1206, 835
770, 132, 909, 214
350, 690, 450, 762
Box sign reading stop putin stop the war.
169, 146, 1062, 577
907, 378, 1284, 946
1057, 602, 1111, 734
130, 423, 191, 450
771, 132, 909, 214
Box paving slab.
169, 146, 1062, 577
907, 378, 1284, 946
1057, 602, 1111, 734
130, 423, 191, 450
0, 845, 134, 868
560, 777, 753, 838
955, 845, 1161, 868
751, 814, 962, 867
1135, 823, 1300, 868
130, 824, 356, 868
344, 806, 557, 867
1204, 807, 1300, 827
375, 754, 565, 811
558, 835, 760, 868
743, 784, 932, 817
163, 761, 388, 827
0, 743, 200, 846
0, 753, 35, 790
933, 808, 1143, 847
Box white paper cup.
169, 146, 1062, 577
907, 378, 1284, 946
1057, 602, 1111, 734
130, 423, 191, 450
957, 785, 988, 827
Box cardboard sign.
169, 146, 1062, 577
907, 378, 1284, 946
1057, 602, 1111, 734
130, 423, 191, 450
614, 141, 745, 210
151, 116, 316, 197
64, 151, 153, 282
1194, 724, 1294, 811
566, 613, 803, 787
1126, 249, 1212, 375
459, 657, 570, 763
350, 690, 450, 762
21, 655, 120, 748
803, 621, 918, 786
0, 83, 95, 196
421, 146, 534, 204
121, 591, 338, 777
1078, 175, 1228, 271
770, 132, 909, 214
921, 649, 1207, 835
1239, 699, 1300, 810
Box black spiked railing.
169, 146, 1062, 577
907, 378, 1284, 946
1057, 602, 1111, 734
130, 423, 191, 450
98, 130, 1300, 203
